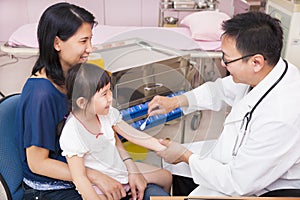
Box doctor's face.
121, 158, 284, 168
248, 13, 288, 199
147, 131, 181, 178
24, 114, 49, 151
221, 35, 253, 84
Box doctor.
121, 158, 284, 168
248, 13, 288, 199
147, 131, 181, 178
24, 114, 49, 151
148, 11, 300, 196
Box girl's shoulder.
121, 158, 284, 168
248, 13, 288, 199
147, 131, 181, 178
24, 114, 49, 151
100, 106, 122, 126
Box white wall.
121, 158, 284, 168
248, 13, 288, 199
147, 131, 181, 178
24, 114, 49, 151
218, 0, 234, 16
0, 0, 105, 42
0, 0, 161, 42
0, 0, 28, 43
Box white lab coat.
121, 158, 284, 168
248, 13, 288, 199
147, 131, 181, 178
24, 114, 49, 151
182, 58, 300, 196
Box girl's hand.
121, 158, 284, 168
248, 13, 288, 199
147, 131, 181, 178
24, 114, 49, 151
128, 173, 147, 200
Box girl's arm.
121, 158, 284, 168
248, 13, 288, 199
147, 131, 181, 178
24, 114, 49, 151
113, 120, 166, 152
115, 134, 147, 200
66, 155, 101, 200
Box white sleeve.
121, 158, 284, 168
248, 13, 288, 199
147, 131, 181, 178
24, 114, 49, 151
59, 119, 88, 158
182, 76, 247, 115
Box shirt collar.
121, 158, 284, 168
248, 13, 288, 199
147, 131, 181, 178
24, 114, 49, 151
224, 58, 286, 124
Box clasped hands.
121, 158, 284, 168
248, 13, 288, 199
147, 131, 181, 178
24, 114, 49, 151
148, 95, 192, 164
156, 138, 192, 164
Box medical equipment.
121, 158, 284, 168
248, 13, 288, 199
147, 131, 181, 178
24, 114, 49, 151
140, 115, 150, 130
266, 0, 300, 69
232, 60, 288, 156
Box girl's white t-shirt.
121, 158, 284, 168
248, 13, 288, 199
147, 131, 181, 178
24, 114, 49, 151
60, 106, 128, 184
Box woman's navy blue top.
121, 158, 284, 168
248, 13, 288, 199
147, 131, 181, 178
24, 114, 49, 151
15, 78, 72, 187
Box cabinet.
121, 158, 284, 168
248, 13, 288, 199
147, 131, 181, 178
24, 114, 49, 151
266, 0, 300, 68
159, 0, 218, 27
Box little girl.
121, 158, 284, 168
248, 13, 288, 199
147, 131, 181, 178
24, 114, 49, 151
59, 63, 172, 200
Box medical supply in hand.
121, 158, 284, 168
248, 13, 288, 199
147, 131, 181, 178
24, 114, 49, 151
140, 115, 150, 130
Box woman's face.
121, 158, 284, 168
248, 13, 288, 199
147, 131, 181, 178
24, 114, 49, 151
56, 22, 93, 73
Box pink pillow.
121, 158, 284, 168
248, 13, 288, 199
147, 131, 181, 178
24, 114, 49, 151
181, 11, 230, 41
8, 23, 38, 48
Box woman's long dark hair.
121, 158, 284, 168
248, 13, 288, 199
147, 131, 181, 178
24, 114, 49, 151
32, 2, 97, 86
57, 63, 111, 136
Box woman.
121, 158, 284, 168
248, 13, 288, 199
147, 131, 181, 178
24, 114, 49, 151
15, 3, 127, 200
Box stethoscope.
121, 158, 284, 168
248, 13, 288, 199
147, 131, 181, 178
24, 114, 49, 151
232, 59, 288, 156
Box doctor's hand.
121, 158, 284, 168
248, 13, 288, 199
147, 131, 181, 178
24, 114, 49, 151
148, 95, 179, 116
156, 139, 193, 164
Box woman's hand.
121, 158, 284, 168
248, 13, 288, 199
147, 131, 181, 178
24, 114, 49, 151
128, 172, 147, 200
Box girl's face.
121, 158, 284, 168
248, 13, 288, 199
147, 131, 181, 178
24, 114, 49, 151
91, 83, 112, 115
55, 22, 93, 73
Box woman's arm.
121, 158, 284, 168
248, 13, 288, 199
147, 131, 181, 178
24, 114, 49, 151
66, 155, 101, 200
27, 145, 126, 200
85, 168, 126, 200
113, 120, 166, 152
26, 146, 73, 181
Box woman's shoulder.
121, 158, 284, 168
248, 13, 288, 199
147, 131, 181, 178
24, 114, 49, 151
20, 78, 67, 110
26, 77, 52, 86
23, 78, 65, 97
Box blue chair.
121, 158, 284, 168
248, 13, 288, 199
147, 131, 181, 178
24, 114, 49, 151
0, 94, 23, 200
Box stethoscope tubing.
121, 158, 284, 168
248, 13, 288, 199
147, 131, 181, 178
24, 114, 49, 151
232, 59, 288, 156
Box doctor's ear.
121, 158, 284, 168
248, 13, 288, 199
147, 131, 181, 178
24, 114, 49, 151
252, 54, 265, 73
54, 36, 61, 51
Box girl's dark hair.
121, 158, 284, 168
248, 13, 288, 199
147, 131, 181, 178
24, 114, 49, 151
57, 63, 111, 136
32, 2, 97, 86
66, 63, 111, 112
222, 11, 283, 66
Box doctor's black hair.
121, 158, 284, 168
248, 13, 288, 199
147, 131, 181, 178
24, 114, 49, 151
32, 2, 97, 86
221, 11, 283, 66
